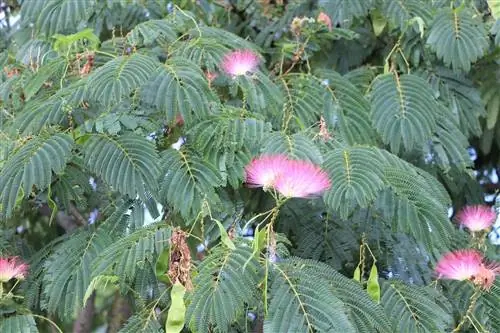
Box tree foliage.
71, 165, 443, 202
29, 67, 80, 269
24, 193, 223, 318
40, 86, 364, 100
1, 0, 500, 332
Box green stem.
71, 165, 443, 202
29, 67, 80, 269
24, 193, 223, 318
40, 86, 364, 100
453, 288, 482, 332
262, 196, 289, 313
31, 314, 63, 333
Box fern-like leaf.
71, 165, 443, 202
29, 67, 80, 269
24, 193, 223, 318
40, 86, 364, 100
14, 99, 68, 135
119, 313, 163, 333
158, 148, 223, 220
172, 26, 257, 71
261, 132, 323, 165
376, 152, 453, 250
280, 74, 326, 129
188, 112, 269, 156
381, 280, 453, 332
295, 258, 393, 333
127, 19, 178, 47
427, 7, 488, 72
430, 107, 472, 170
188, 111, 270, 187
141, 58, 216, 124
87, 54, 159, 107
23, 58, 67, 101
371, 73, 438, 152
265, 257, 356, 333
231, 73, 283, 116
52, 160, 92, 211
15, 40, 57, 66
0, 315, 38, 333
323, 147, 386, 218
83, 133, 160, 202
321, 69, 376, 145
425, 67, 484, 137
382, 0, 433, 30
318, 0, 374, 27
93, 223, 171, 284
185, 244, 261, 333
0, 132, 73, 218
21, 0, 95, 37
42, 229, 113, 319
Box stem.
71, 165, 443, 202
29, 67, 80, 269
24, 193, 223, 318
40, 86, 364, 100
6, 279, 20, 295
73, 291, 95, 333
107, 292, 132, 333
453, 288, 482, 332
93, 50, 116, 59
263, 198, 288, 314
31, 314, 63, 333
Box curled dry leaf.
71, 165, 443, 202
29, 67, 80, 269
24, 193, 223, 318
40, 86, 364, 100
168, 228, 193, 291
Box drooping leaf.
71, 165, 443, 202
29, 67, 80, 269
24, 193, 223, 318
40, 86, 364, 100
119, 314, 163, 333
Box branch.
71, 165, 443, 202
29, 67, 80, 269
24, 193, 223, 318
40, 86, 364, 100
72, 291, 96, 333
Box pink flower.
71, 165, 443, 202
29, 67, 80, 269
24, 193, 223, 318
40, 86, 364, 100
221, 49, 260, 77
317, 12, 332, 31
244, 154, 331, 198
274, 159, 331, 198
245, 154, 289, 189
435, 249, 499, 290
0, 256, 29, 282
455, 205, 496, 232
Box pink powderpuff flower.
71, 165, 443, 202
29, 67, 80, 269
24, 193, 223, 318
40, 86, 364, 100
221, 49, 260, 77
245, 154, 289, 189
245, 154, 331, 198
317, 12, 333, 31
273, 159, 331, 198
435, 249, 500, 290
456, 205, 496, 232
0, 256, 29, 282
